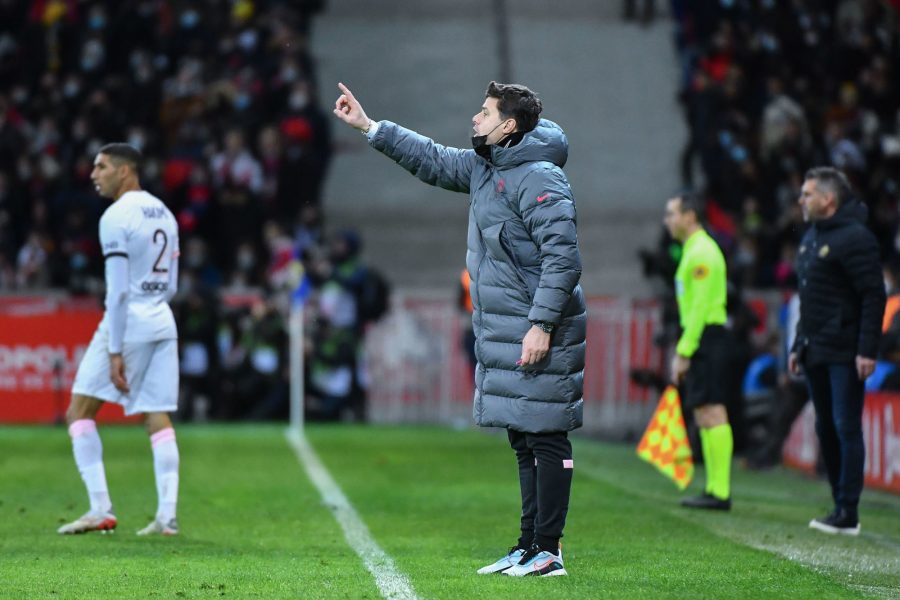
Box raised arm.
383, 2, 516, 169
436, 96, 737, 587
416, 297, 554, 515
333, 82, 475, 193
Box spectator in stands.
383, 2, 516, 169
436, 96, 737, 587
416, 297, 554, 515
674, 2, 900, 288
0, 2, 331, 295
458, 269, 476, 374
744, 289, 809, 470
174, 286, 220, 423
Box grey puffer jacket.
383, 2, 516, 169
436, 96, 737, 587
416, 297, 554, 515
370, 119, 585, 433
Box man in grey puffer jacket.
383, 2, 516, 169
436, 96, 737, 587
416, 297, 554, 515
334, 81, 586, 577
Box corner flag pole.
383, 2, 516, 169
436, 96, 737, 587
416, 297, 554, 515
288, 262, 312, 435
289, 301, 304, 433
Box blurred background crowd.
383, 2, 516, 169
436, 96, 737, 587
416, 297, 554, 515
673, 0, 900, 289
637, 0, 900, 467
0, 0, 389, 421
1, 1, 900, 465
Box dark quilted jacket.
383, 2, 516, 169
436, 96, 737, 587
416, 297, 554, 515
793, 200, 885, 365
370, 119, 585, 432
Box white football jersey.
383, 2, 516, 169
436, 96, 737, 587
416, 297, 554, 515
98, 190, 179, 342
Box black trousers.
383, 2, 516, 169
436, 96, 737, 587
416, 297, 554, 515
508, 429, 573, 552
805, 363, 866, 514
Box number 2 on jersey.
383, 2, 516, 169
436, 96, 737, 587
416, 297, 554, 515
152, 229, 169, 273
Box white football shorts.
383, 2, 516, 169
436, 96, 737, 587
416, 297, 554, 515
72, 328, 178, 415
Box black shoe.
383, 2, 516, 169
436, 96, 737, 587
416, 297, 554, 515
809, 509, 860, 536
681, 492, 731, 511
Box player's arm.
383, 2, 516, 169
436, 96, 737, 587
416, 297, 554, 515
334, 82, 475, 193
99, 211, 131, 393
104, 254, 129, 352
164, 230, 180, 303
99, 212, 130, 354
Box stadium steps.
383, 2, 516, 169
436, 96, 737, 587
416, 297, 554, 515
315, 0, 686, 295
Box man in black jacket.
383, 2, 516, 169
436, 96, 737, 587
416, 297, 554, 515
789, 167, 885, 536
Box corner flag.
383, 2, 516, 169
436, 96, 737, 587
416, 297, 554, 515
637, 385, 694, 490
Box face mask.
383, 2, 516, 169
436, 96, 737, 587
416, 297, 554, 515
180, 10, 199, 28
89, 14, 106, 30
187, 250, 204, 268
238, 30, 258, 51
471, 121, 507, 160
128, 132, 145, 150
238, 251, 255, 270
63, 79, 80, 98
289, 92, 308, 111
234, 93, 251, 111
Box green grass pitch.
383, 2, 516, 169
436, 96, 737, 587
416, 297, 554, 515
2, 424, 899, 599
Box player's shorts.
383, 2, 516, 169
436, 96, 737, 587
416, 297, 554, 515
72, 328, 178, 416
682, 325, 730, 411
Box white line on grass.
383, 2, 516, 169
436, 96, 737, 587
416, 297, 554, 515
285, 429, 419, 600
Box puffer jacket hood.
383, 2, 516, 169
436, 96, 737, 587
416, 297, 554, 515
815, 198, 868, 231
490, 119, 569, 170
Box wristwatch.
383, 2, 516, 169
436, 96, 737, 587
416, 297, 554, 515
531, 320, 555, 334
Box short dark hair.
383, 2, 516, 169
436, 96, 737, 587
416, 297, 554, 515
673, 191, 704, 221
98, 143, 142, 171
804, 166, 852, 206
485, 81, 542, 133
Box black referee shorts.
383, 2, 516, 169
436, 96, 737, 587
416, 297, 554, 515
682, 325, 730, 411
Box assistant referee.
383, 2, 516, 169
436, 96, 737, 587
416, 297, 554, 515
664, 192, 733, 511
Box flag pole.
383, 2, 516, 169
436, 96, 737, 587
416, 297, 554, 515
289, 300, 304, 434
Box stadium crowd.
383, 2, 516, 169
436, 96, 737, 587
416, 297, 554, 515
636, 0, 900, 464
673, 0, 900, 288
0, 0, 385, 420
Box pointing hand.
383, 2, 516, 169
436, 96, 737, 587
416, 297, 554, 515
333, 82, 371, 131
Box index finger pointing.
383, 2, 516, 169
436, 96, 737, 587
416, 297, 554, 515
337, 82, 355, 99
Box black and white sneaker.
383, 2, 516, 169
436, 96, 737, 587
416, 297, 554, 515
503, 543, 567, 577
476, 547, 526, 574
809, 509, 859, 536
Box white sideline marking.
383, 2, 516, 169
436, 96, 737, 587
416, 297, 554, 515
285, 429, 419, 600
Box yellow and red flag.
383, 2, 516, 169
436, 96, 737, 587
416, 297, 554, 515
637, 385, 693, 490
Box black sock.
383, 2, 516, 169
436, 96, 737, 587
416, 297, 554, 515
516, 532, 533, 550
535, 535, 559, 555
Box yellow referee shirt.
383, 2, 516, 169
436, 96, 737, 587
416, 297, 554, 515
675, 229, 727, 357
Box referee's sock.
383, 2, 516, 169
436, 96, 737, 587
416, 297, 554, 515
68, 419, 112, 514
699, 428, 713, 495
704, 424, 733, 500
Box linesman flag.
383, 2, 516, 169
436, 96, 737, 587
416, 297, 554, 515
637, 385, 693, 490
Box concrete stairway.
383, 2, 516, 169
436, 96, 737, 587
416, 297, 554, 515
313, 0, 686, 296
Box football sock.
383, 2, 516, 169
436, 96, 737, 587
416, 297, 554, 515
699, 427, 712, 495
68, 419, 112, 514
705, 424, 733, 500
150, 428, 179, 523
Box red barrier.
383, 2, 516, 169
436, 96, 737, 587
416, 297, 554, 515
0, 306, 138, 423
783, 392, 900, 494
